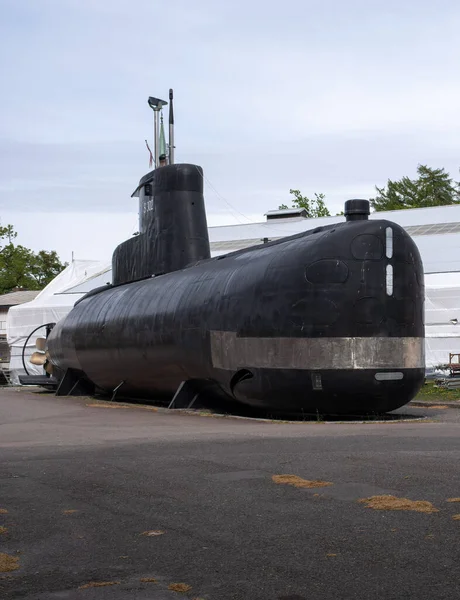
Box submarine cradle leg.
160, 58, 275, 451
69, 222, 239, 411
167, 380, 200, 409
55, 368, 95, 397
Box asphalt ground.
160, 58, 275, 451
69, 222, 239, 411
1, 387, 460, 600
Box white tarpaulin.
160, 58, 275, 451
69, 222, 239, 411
425, 272, 460, 368
6, 259, 110, 383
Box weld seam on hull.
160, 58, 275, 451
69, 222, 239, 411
210, 332, 425, 370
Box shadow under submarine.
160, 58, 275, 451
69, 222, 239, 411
31, 97, 425, 415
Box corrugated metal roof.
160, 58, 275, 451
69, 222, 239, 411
208, 204, 460, 273
0, 290, 40, 307
59, 267, 112, 294
404, 222, 460, 236
210, 238, 270, 251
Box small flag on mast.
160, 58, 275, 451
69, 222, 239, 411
145, 139, 154, 168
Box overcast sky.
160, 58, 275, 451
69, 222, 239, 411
1, 0, 459, 263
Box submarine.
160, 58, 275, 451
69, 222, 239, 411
28, 92, 425, 414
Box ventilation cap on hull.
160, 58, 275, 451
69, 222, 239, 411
344, 199, 370, 221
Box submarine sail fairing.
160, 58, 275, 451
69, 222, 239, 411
35, 93, 425, 414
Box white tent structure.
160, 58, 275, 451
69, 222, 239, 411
6, 204, 460, 382
7, 260, 110, 383
425, 272, 460, 368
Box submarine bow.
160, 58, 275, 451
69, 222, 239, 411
44, 163, 425, 414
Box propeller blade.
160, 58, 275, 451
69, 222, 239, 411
45, 361, 54, 375
30, 351, 47, 366
36, 337, 47, 351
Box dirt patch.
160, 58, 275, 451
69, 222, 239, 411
426, 405, 449, 409
168, 583, 192, 593
62, 510, 78, 515
140, 577, 157, 583
0, 526, 8, 535
452, 515, 460, 520
358, 495, 439, 513
0, 553, 19, 573
447, 498, 460, 503
78, 581, 121, 589
0, 509, 8, 514
141, 530, 166, 536
272, 474, 332, 489
86, 403, 132, 409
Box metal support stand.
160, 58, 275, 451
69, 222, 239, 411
56, 368, 95, 397
168, 380, 200, 409
111, 380, 125, 402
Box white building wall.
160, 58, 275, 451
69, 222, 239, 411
0, 307, 8, 337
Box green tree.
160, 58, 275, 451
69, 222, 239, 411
0, 224, 17, 244
29, 250, 67, 288
0, 224, 67, 295
279, 189, 331, 218
370, 165, 460, 212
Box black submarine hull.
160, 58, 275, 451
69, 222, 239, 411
46, 167, 425, 414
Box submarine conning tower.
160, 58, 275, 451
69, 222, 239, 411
112, 163, 211, 286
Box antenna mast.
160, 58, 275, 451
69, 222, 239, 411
169, 89, 175, 165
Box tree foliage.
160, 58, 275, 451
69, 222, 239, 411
0, 224, 67, 295
370, 165, 460, 212
279, 189, 331, 218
